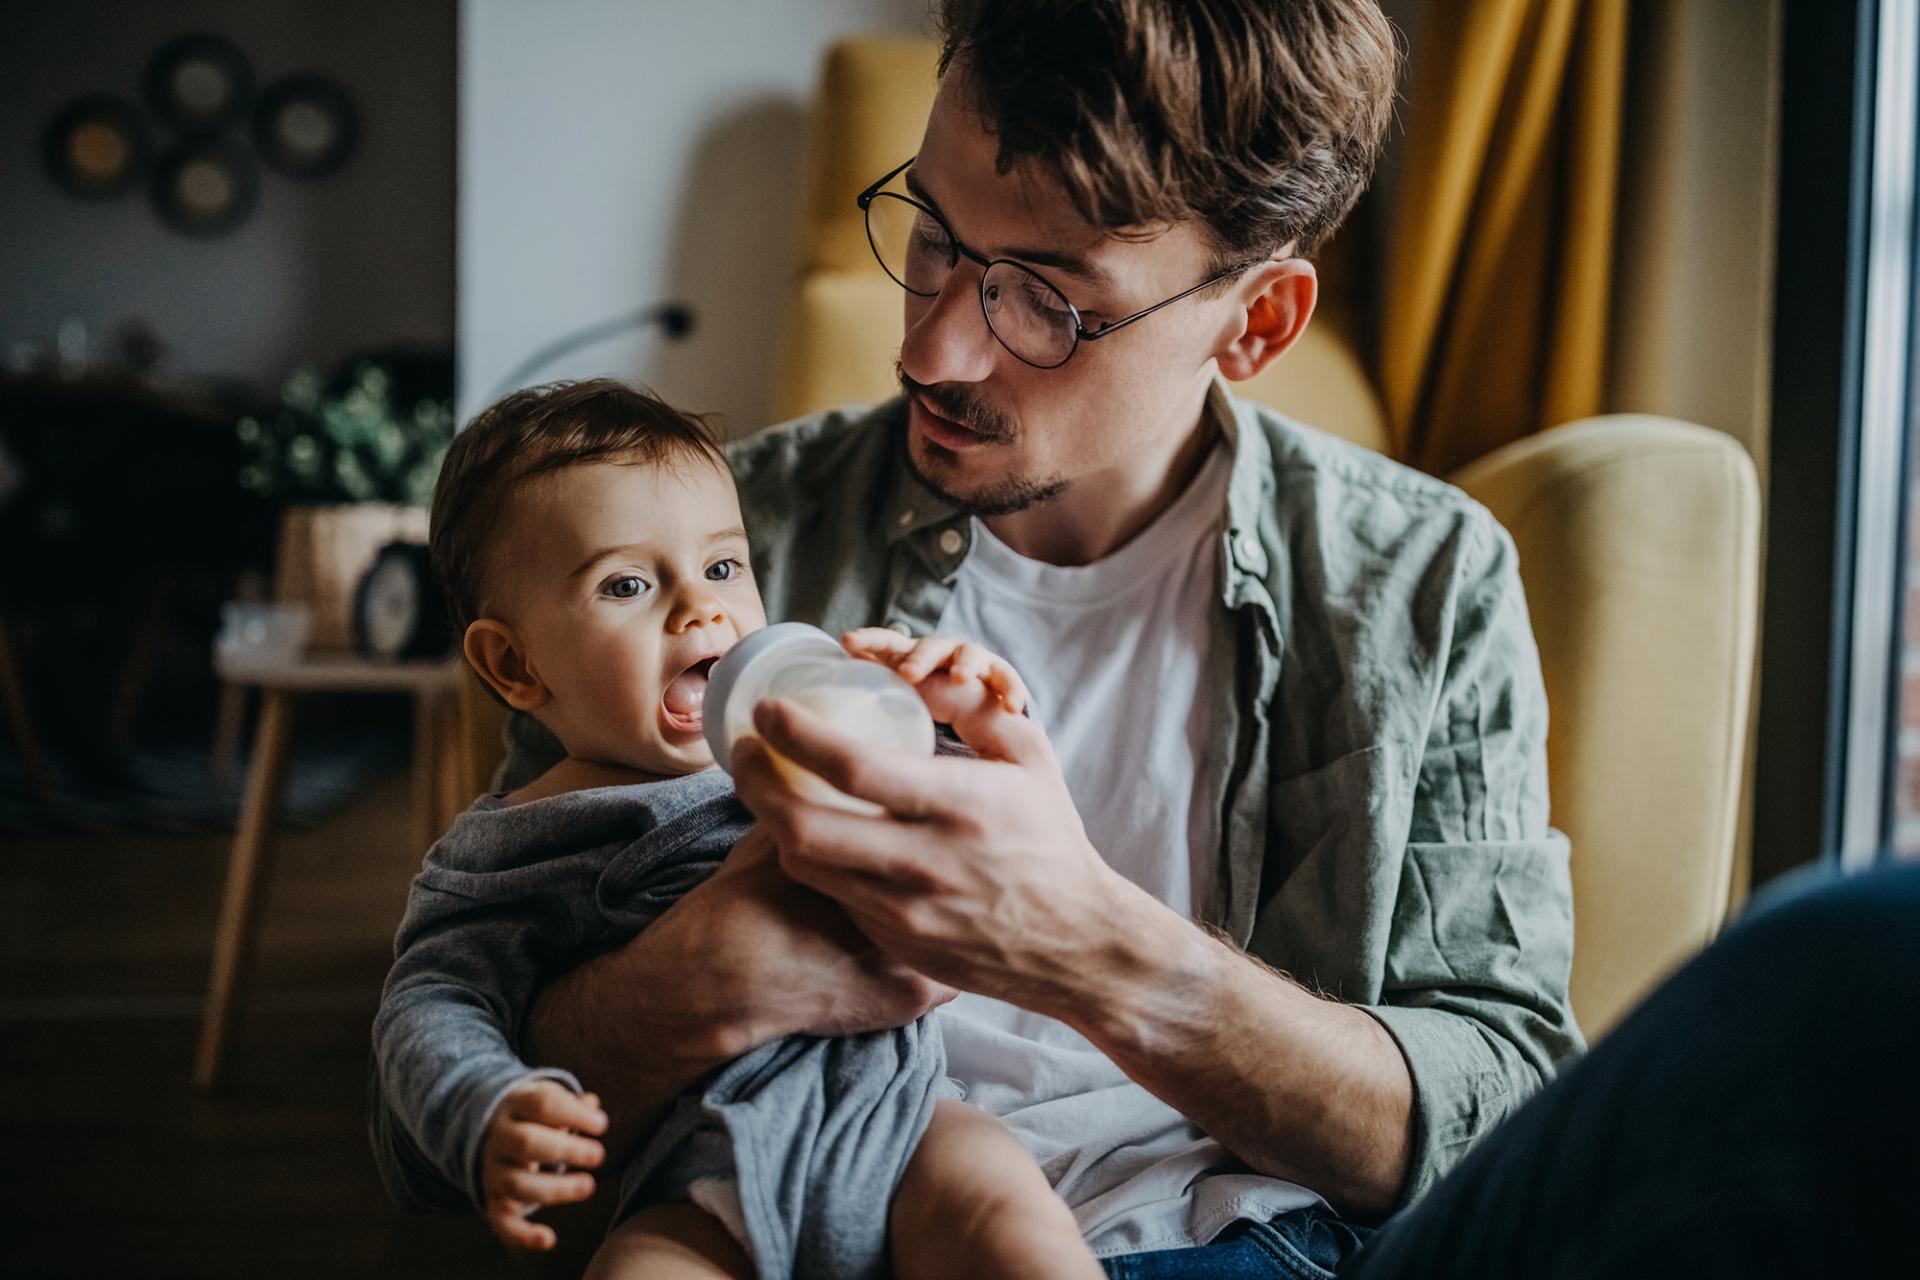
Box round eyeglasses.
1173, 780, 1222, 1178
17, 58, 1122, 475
857, 157, 1254, 370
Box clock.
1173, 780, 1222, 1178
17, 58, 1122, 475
352, 541, 451, 661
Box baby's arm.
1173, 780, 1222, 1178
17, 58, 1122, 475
841, 629, 1030, 744
374, 881, 606, 1250
890, 1100, 1103, 1279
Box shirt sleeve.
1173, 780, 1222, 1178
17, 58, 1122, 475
1361, 510, 1584, 1206
369, 879, 583, 1212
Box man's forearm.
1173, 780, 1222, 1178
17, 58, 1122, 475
1043, 880, 1414, 1219
522, 943, 753, 1165
526, 886, 779, 1166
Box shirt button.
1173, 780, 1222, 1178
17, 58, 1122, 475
1236, 532, 1266, 570
888, 621, 914, 637
938, 528, 965, 556
896, 508, 915, 529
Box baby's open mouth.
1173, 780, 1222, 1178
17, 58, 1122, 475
660, 657, 718, 735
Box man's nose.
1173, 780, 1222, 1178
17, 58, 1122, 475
899, 262, 997, 387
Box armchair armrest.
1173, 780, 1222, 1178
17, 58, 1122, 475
1448, 416, 1760, 1036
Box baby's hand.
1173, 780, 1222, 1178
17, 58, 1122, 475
842, 629, 1030, 730
478, 1080, 608, 1253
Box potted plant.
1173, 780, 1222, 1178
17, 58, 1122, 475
237, 361, 454, 651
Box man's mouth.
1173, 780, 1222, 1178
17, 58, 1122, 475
660, 656, 719, 735
909, 392, 998, 451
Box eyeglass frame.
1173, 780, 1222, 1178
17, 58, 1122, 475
856, 156, 1261, 370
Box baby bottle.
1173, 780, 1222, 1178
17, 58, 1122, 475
705, 622, 934, 813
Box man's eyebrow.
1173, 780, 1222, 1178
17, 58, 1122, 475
903, 167, 1114, 291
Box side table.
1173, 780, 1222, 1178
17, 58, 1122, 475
193, 653, 471, 1091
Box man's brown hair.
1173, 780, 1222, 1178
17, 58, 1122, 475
428, 378, 723, 635
935, 0, 1397, 261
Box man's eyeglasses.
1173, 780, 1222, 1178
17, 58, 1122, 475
857, 157, 1254, 370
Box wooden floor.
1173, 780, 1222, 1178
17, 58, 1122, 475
0, 766, 520, 1278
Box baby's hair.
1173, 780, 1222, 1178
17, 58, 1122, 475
428, 378, 724, 636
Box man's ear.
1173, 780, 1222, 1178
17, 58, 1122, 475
463, 618, 550, 712
1214, 258, 1318, 383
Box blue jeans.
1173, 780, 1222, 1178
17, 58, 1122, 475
1101, 860, 1920, 1278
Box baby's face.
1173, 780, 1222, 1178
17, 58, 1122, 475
499, 454, 766, 775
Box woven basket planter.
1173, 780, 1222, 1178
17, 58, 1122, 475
274, 503, 429, 651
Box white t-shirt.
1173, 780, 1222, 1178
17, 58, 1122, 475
932, 444, 1323, 1257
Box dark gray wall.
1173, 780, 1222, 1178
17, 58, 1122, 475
0, 0, 455, 393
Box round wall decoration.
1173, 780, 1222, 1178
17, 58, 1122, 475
253, 74, 359, 178
42, 94, 151, 199
146, 32, 254, 132
151, 136, 259, 237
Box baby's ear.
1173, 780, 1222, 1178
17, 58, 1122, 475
464, 619, 550, 712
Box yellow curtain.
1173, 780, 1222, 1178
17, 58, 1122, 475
1380, 0, 1630, 474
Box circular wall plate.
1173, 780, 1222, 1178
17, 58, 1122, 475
146, 32, 254, 132
42, 94, 151, 199
151, 137, 259, 237
253, 73, 359, 178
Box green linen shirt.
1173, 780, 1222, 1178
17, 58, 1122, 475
374, 381, 1581, 1213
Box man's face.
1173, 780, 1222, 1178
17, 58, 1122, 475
492, 456, 767, 775
895, 73, 1243, 517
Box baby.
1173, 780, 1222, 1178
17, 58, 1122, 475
373, 379, 1102, 1280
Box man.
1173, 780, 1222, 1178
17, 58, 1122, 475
372, 2, 1915, 1275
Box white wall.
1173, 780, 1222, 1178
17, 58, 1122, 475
458, 0, 930, 430
0, 0, 455, 392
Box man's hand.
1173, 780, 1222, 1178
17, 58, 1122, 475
731, 694, 1146, 1013
477, 1081, 607, 1253
521, 825, 954, 1172
690, 824, 961, 1044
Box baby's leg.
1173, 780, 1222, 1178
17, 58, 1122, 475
584, 1202, 754, 1280
891, 1098, 1104, 1280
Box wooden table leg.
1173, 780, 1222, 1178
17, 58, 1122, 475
0, 618, 54, 805
194, 689, 296, 1092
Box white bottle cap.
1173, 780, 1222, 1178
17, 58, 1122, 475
702, 622, 840, 767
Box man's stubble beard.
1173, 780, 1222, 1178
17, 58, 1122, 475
897, 364, 1070, 518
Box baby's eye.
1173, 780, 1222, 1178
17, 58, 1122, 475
603, 574, 649, 600
707, 557, 743, 582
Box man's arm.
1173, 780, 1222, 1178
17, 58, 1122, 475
520, 826, 955, 1168
1053, 882, 1416, 1217
732, 717, 1414, 1215
733, 516, 1573, 1218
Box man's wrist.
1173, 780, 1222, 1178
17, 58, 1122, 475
1029, 871, 1225, 1054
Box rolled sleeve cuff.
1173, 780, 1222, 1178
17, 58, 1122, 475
1363, 1004, 1520, 1207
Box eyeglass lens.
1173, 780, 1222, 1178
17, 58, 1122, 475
865, 192, 1079, 367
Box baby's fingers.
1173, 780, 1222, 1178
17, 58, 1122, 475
499, 1120, 605, 1170
502, 1166, 597, 1207
487, 1197, 558, 1253
503, 1081, 607, 1135
898, 636, 962, 683
986, 661, 1030, 714
842, 627, 915, 661
945, 642, 994, 684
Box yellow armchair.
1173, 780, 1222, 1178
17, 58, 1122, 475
764, 37, 1763, 1039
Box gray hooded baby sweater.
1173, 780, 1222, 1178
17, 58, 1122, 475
372, 767, 943, 1280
